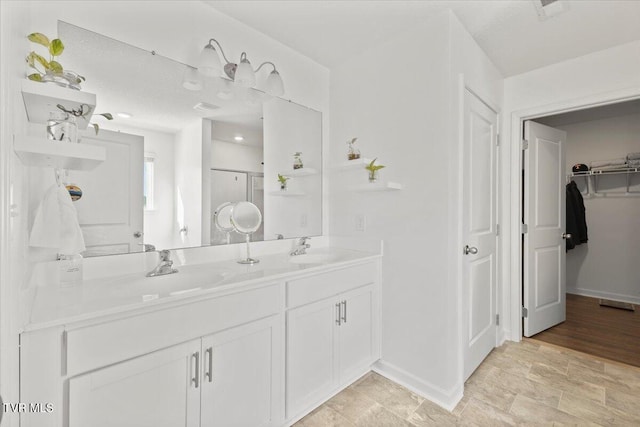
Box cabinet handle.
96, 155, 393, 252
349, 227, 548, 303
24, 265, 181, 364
336, 302, 341, 326
191, 351, 200, 388
341, 300, 347, 323
205, 347, 213, 383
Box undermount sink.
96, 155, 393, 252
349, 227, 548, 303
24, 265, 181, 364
288, 253, 339, 265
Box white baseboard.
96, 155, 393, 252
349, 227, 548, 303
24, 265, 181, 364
567, 288, 640, 305
372, 360, 463, 412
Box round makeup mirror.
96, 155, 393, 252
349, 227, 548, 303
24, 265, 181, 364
230, 201, 263, 264
214, 202, 235, 244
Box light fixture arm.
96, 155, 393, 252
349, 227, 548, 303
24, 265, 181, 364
254, 61, 277, 73
207, 38, 232, 65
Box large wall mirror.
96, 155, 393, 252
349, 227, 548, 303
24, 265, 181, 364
57, 22, 322, 257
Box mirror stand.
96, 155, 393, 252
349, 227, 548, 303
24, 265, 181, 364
238, 234, 260, 265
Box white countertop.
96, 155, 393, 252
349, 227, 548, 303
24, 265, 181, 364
24, 247, 381, 332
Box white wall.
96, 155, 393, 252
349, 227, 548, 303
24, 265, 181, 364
329, 10, 502, 409
502, 40, 640, 340
561, 113, 640, 303
0, 3, 31, 423
174, 120, 204, 248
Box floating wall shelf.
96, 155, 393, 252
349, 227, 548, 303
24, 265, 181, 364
268, 190, 305, 197
280, 167, 318, 177
14, 135, 106, 170
353, 181, 403, 192
21, 79, 96, 130
332, 158, 373, 171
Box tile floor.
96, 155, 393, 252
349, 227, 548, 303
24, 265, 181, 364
295, 339, 640, 426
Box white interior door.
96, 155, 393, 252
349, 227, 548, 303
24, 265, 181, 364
523, 121, 567, 337
69, 129, 143, 256
462, 90, 498, 380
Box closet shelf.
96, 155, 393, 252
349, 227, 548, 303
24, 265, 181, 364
14, 135, 106, 170
21, 79, 96, 130
570, 167, 640, 178
569, 167, 640, 197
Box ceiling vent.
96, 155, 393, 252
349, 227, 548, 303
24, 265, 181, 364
193, 102, 220, 113
533, 0, 570, 20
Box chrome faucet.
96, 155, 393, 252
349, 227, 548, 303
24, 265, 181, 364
290, 237, 311, 256
146, 250, 178, 277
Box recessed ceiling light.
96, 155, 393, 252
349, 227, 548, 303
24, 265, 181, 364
234, 136, 244, 142
116, 112, 132, 119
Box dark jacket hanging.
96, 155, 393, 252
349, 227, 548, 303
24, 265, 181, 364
565, 181, 588, 251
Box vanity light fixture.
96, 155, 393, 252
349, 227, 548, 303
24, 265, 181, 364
197, 38, 285, 97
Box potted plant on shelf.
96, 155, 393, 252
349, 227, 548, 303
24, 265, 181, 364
26, 32, 85, 90
365, 158, 385, 183
347, 137, 361, 160
277, 174, 290, 191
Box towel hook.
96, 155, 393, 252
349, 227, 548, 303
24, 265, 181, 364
54, 169, 68, 187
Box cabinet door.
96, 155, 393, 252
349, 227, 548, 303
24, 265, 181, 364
200, 315, 283, 427
68, 339, 201, 427
338, 285, 375, 382
286, 297, 338, 419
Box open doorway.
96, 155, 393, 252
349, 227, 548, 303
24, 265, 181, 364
520, 99, 640, 367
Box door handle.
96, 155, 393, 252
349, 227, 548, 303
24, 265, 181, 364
204, 347, 213, 383
336, 302, 341, 326
341, 300, 347, 324
191, 351, 200, 388
133, 231, 143, 238
562, 233, 572, 239
463, 245, 478, 255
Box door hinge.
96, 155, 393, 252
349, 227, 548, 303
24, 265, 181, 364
522, 139, 529, 150
496, 314, 500, 326
521, 224, 528, 234
522, 307, 528, 318
496, 224, 500, 236
496, 134, 500, 146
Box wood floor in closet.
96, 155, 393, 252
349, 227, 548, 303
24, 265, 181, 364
531, 293, 640, 368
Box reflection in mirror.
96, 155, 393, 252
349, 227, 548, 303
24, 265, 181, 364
57, 21, 322, 257
213, 202, 235, 244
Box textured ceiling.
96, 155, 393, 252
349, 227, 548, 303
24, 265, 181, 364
206, 0, 640, 76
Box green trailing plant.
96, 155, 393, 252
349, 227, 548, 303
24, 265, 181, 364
365, 158, 385, 182
364, 158, 385, 173
26, 32, 85, 84
57, 104, 113, 135
277, 174, 290, 185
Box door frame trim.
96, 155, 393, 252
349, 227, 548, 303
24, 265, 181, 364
507, 87, 640, 341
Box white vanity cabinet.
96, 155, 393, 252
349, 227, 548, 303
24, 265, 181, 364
68, 338, 202, 427
67, 315, 282, 427
20, 283, 284, 427
20, 254, 381, 427
285, 263, 379, 420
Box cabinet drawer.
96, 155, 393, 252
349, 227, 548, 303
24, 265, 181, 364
65, 284, 282, 376
287, 263, 376, 308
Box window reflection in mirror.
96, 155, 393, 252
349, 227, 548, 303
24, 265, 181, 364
58, 21, 322, 257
